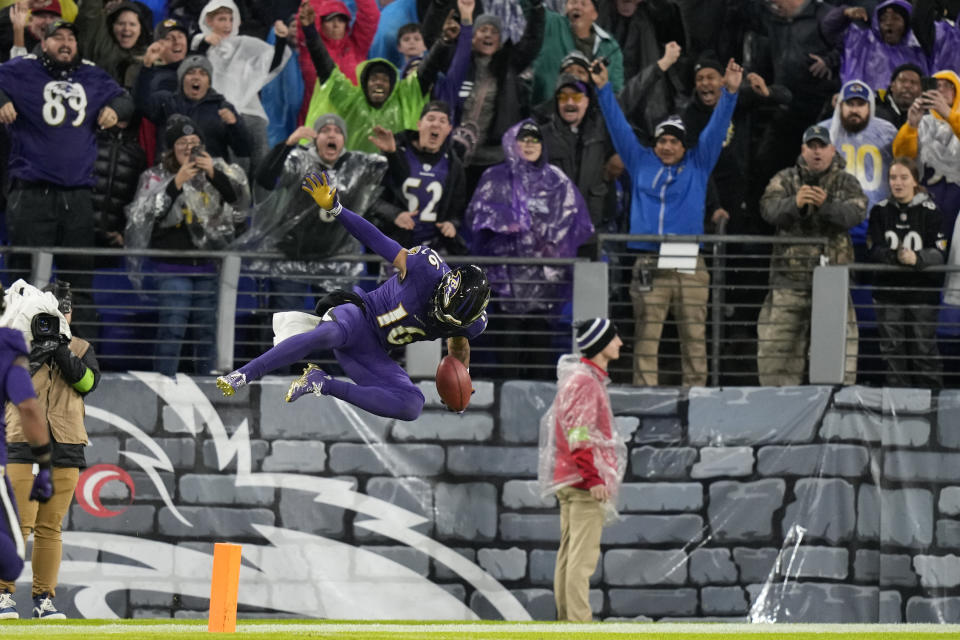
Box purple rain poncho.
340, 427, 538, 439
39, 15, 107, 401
465, 120, 593, 315
830, 0, 929, 90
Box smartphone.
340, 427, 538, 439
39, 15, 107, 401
922, 76, 938, 93
189, 144, 205, 161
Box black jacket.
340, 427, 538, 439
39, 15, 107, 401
867, 193, 946, 303
538, 84, 615, 236
597, 0, 688, 88
136, 66, 252, 159
743, 0, 841, 119
683, 80, 792, 233
93, 127, 148, 243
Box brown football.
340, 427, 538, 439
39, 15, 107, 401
436, 355, 472, 412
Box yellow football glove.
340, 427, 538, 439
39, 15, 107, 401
301, 170, 342, 215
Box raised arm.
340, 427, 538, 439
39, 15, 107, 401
302, 171, 405, 267
301, 5, 336, 84
591, 60, 646, 173
512, 0, 546, 69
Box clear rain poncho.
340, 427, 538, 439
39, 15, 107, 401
538, 354, 627, 523
193, 0, 292, 120
465, 120, 594, 315
232, 146, 387, 288
124, 158, 251, 286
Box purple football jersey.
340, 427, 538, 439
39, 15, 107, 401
360, 245, 487, 348
401, 149, 450, 245
0, 327, 35, 467
0, 56, 125, 186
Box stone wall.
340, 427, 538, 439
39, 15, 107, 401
26, 375, 960, 622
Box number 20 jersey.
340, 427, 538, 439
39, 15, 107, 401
360, 246, 487, 348
0, 55, 124, 186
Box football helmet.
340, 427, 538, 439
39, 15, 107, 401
431, 265, 490, 327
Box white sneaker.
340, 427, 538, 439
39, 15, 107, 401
0, 591, 18, 619
32, 593, 66, 620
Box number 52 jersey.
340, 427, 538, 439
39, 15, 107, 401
0, 55, 124, 187
360, 246, 487, 348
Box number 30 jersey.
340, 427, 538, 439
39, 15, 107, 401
0, 55, 124, 186
360, 246, 487, 348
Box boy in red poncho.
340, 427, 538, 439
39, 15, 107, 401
538, 317, 627, 622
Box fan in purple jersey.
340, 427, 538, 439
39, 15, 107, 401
216, 171, 490, 422
0, 283, 56, 607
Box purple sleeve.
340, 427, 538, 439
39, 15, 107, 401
432, 25, 473, 124
5, 361, 35, 406
338, 205, 404, 262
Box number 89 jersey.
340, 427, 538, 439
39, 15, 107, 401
361, 246, 487, 348
0, 56, 124, 186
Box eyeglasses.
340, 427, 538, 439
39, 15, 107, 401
174, 138, 201, 150
556, 92, 585, 104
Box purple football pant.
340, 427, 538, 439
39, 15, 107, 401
0, 474, 24, 583
238, 304, 425, 421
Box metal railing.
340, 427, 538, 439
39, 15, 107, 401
8, 240, 960, 387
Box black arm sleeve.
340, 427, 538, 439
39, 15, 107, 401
0, 87, 11, 108
421, 0, 454, 49
270, 36, 287, 72
108, 91, 135, 122
912, 0, 937, 57
511, 0, 545, 70
52, 344, 101, 394
417, 36, 454, 95
303, 23, 335, 84
256, 142, 295, 190
210, 168, 239, 203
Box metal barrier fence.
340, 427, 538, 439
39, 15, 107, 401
6, 240, 960, 387
598, 234, 960, 388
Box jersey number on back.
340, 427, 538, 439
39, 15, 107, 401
379, 248, 443, 345
42, 81, 88, 128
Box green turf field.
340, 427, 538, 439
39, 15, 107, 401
2, 621, 960, 639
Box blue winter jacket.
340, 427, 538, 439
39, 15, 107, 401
597, 83, 737, 251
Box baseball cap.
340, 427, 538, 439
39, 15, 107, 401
517, 121, 542, 142
802, 125, 831, 145
32, 0, 62, 16
156, 17, 188, 39
841, 80, 870, 103
44, 19, 76, 38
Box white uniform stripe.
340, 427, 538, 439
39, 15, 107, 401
0, 475, 25, 560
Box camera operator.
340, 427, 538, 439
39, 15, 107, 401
0, 280, 99, 619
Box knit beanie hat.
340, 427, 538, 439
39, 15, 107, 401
177, 55, 213, 89
474, 13, 502, 34
576, 318, 618, 359
313, 113, 347, 138
164, 114, 204, 148
654, 115, 687, 146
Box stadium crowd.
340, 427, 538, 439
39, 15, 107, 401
0, 0, 957, 386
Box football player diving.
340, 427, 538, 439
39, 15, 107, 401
217, 171, 490, 422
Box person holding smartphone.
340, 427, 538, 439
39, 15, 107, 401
892, 70, 960, 236
124, 115, 251, 376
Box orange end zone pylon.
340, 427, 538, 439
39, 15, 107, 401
208, 542, 243, 633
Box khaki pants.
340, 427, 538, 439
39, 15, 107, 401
554, 487, 605, 622
757, 287, 858, 386
0, 465, 78, 597
630, 255, 710, 387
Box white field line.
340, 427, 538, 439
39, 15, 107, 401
4, 623, 960, 635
